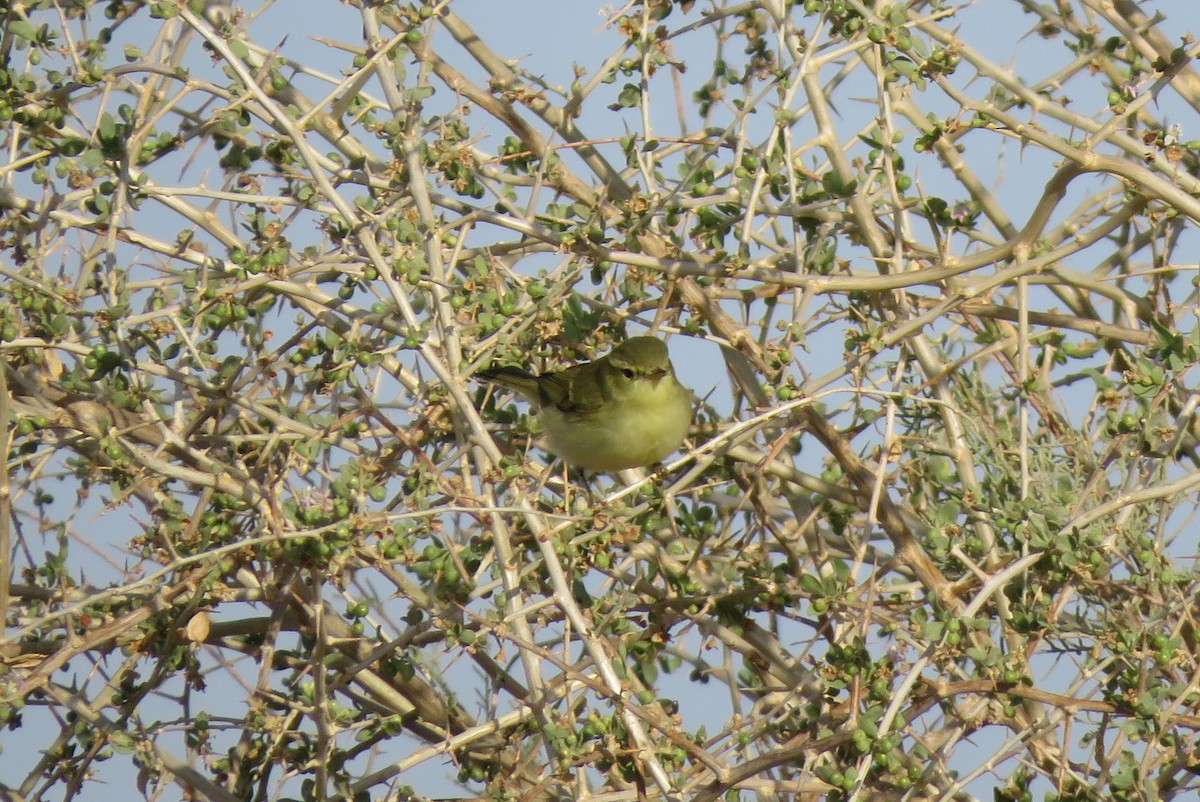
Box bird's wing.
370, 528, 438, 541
539, 364, 609, 416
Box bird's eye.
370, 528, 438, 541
621, 368, 635, 379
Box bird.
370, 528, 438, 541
476, 336, 693, 472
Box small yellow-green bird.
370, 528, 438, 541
477, 336, 693, 471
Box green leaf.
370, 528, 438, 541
616, 83, 641, 108
561, 295, 602, 342
108, 731, 137, 754
98, 112, 118, 141
8, 21, 39, 42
